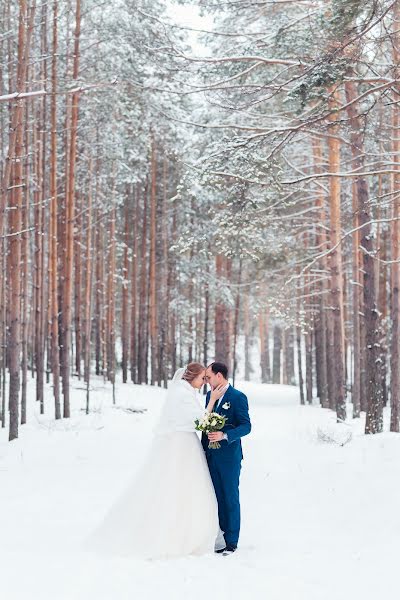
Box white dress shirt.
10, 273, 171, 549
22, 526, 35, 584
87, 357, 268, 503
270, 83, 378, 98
216, 383, 230, 410
215, 383, 230, 442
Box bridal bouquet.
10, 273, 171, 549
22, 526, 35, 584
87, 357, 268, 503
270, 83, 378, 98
195, 412, 227, 449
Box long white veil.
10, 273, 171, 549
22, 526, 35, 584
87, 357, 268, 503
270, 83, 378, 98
171, 366, 187, 383
154, 365, 196, 435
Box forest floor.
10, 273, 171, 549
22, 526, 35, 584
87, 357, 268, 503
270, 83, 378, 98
0, 377, 399, 600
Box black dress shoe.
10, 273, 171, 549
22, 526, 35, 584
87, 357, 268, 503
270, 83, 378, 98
215, 547, 226, 554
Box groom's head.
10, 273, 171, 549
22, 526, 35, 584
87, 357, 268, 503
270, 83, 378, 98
206, 362, 228, 389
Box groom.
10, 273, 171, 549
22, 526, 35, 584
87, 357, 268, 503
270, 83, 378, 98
202, 362, 251, 555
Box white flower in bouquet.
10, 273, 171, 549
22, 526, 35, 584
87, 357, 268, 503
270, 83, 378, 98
195, 411, 227, 449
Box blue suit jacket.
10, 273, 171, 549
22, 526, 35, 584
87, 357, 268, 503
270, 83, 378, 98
201, 384, 251, 461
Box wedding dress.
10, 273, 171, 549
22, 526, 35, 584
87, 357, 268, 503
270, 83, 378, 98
87, 374, 219, 560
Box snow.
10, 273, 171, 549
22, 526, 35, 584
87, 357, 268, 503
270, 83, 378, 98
166, 1, 214, 56
1, 377, 400, 599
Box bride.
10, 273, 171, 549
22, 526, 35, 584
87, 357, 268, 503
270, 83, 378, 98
87, 362, 225, 559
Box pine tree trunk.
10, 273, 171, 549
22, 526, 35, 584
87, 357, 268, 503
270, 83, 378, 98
83, 169, 93, 385
159, 159, 169, 387
286, 327, 295, 385
350, 177, 361, 418
8, 0, 29, 440
231, 274, 241, 388
215, 255, 231, 367
0, 229, 6, 428
130, 185, 139, 383
378, 226, 388, 408
138, 185, 148, 384
61, 0, 81, 418
121, 200, 130, 384
94, 210, 103, 376
74, 194, 82, 379
305, 332, 313, 404
327, 90, 346, 422
312, 137, 330, 409
20, 97, 30, 425
39, 1, 48, 411
272, 325, 282, 384
34, 117, 44, 414
282, 328, 287, 386
390, 3, 400, 431
169, 203, 177, 375
296, 326, 305, 405
49, 0, 61, 420
107, 205, 116, 399
314, 304, 328, 406
203, 282, 210, 365
259, 306, 271, 384
243, 293, 251, 381
84, 168, 93, 413
149, 139, 158, 384
345, 80, 383, 433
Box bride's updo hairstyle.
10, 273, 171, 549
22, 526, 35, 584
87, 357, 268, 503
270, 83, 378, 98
182, 362, 205, 384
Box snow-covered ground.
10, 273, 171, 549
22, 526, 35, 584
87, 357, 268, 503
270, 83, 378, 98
1, 377, 400, 600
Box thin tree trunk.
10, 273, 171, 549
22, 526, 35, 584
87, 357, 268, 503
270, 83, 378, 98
390, 3, 400, 431
272, 325, 282, 384
130, 185, 139, 383
20, 88, 30, 425
149, 139, 158, 385
74, 194, 82, 379
138, 185, 148, 384
84, 166, 93, 413
34, 119, 44, 414
243, 293, 251, 381
121, 200, 130, 384
107, 205, 116, 401
8, 0, 29, 440
327, 90, 346, 422
305, 332, 313, 404
259, 305, 271, 384
160, 159, 169, 387
94, 209, 103, 376
231, 259, 242, 387
61, 0, 81, 418
350, 178, 361, 418
297, 327, 305, 405
215, 255, 231, 367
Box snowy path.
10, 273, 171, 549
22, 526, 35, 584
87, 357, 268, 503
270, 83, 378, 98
1, 378, 400, 600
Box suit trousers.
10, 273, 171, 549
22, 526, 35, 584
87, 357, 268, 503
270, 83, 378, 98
207, 453, 242, 547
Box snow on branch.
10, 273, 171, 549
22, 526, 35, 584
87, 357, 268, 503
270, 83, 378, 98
0, 79, 118, 103
1, 227, 35, 239
171, 51, 304, 67
0, 90, 46, 102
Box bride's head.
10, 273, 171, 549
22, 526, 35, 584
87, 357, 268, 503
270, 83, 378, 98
182, 363, 206, 389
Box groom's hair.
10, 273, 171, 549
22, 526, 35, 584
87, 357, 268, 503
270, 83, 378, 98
210, 362, 228, 379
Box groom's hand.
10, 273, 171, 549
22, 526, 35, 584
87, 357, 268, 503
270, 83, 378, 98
208, 432, 224, 442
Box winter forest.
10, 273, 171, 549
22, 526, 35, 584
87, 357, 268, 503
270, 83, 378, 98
2, 0, 400, 440
2, 0, 400, 597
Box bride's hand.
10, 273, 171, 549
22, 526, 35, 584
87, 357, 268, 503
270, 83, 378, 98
210, 384, 226, 404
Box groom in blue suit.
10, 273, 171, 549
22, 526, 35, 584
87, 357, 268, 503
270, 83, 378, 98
202, 362, 251, 554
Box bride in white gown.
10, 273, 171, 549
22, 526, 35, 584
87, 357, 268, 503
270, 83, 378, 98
87, 363, 224, 560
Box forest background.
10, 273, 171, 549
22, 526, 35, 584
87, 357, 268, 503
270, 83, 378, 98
1, 0, 399, 441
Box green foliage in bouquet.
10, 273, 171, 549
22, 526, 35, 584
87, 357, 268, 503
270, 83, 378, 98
195, 412, 227, 449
